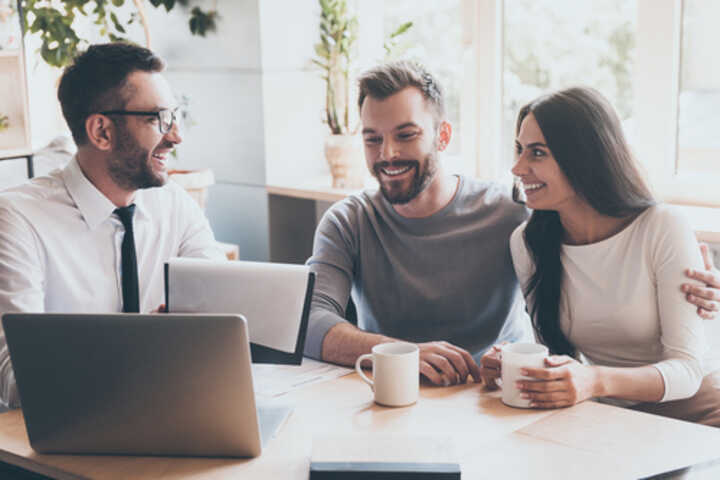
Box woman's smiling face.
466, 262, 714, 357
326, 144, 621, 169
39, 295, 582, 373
511, 113, 578, 212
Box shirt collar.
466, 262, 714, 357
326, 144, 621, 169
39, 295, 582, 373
62, 156, 150, 229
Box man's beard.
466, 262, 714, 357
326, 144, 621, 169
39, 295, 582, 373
373, 152, 438, 205
108, 124, 167, 191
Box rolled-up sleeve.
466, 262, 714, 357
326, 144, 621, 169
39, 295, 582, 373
0, 204, 45, 408
652, 209, 707, 402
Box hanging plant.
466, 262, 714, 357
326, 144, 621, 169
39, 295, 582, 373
20, 0, 220, 68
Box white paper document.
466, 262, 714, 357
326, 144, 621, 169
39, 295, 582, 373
252, 358, 353, 397
166, 258, 310, 353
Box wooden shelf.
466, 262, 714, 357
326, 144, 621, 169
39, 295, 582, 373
266, 179, 720, 244
676, 205, 720, 244
267, 176, 378, 203
0, 50, 21, 58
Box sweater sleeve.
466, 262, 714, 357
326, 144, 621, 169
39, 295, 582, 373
303, 199, 360, 359
650, 207, 707, 402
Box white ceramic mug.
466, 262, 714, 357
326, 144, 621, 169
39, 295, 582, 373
355, 342, 419, 407
501, 342, 549, 408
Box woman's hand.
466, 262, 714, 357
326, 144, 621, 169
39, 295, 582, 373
517, 355, 599, 408
479, 344, 505, 390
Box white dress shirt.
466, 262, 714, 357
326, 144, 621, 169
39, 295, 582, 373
510, 205, 720, 404
0, 157, 225, 407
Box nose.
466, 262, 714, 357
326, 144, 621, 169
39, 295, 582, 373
380, 138, 397, 162
511, 151, 528, 177
165, 121, 183, 145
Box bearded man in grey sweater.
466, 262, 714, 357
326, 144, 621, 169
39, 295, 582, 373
303, 61, 529, 386
304, 60, 720, 388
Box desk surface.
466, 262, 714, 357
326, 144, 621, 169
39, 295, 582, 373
1, 374, 720, 479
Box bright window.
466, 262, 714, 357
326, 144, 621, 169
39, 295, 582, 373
382, 0, 471, 174
502, 0, 637, 181
677, 0, 720, 178
363, 0, 719, 206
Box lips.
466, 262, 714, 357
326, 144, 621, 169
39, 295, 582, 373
523, 182, 546, 194
150, 150, 171, 172
374, 161, 417, 179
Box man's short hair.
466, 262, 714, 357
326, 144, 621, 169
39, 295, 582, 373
357, 61, 446, 120
57, 42, 166, 145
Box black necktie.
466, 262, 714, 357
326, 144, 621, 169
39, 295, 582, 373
114, 204, 139, 313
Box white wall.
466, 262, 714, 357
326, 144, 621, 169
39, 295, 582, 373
14, 0, 273, 260
258, 0, 327, 186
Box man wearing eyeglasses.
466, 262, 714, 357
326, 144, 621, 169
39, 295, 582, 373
0, 42, 225, 408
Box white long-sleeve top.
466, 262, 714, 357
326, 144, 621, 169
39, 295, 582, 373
510, 205, 720, 403
0, 157, 225, 408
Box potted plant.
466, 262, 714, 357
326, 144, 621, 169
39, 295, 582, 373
0, 114, 9, 132
313, 0, 412, 189
21, 0, 219, 68
312, 0, 362, 189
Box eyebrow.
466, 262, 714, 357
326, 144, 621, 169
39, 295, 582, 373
395, 122, 419, 130
515, 140, 548, 148
362, 122, 421, 135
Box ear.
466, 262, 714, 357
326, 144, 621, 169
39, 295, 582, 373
85, 114, 114, 151
436, 120, 452, 152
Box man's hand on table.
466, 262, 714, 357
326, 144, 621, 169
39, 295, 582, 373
683, 243, 720, 319
478, 344, 504, 390
417, 341, 482, 386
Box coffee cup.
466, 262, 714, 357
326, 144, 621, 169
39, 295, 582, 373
501, 342, 549, 408
355, 342, 419, 407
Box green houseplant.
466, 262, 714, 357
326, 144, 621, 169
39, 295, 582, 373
0, 114, 9, 132
313, 0, 356, 137
21, 0, 219, 68
18, 1, 218, 210
313, 0, 360, 188
313, 0, 411, 188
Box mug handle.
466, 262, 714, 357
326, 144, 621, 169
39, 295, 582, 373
355, 353, 374, 388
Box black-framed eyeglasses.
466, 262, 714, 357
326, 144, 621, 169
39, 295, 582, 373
99, 107, 181, 134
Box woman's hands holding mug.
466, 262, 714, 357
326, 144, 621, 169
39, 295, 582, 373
481, 345, 598, 408
517, 355, 599, 408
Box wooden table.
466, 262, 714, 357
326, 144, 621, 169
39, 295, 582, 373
1, 374, 720, 479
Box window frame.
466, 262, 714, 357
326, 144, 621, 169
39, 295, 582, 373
469, 0, 719, 207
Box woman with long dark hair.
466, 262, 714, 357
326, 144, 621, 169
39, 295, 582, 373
490, 87, 720, 425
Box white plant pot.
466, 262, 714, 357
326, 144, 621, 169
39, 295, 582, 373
324, 134, 365, 189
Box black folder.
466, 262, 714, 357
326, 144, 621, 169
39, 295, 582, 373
309, 461, 461, 479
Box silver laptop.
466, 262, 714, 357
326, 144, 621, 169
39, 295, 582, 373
2, 313, 291, 457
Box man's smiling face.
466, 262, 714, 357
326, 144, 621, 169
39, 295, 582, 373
360, 86, 442, 205
107, 71, 182, 191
